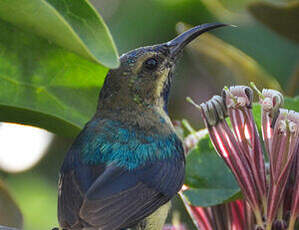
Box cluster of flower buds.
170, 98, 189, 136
184, 85, 298, 230
180, 195, 254, 230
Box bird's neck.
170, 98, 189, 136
97, 92, 168, 113
94, 103, 173, 135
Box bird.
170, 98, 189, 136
57, 23, 228, 230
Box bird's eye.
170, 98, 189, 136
144, 58, 158, 71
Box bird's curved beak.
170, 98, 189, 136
166, 23, 229, 59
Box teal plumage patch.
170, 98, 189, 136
80, 120, 182, 169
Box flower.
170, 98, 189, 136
185, 84, 299, 230
163, 224, 187, 230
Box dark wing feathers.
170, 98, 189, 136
59, 155, 184, 229
79, 161, 180, 229
81, 182, 163, 230
58, 119, 185, 229
86, 164, 139, 200
59, 157, 184, 229
125, 192, 169, 228
135, 156, 185, 197
74, 163, 107, 193
58, 172, 84, 229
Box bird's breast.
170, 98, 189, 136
78, 118, 184, 170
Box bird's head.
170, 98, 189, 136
98, 23, 228, 113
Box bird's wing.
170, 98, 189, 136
80, 155, 184, 230
58, 163, 106, 229
58, 172, 82, 229
58, 119, 185, 229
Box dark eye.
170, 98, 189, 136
144, 58, 158, 71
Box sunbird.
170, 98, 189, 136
58, 23, 227, 230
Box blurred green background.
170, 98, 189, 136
0, 0, 298, 229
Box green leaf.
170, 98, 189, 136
284, 96, 299, 111
0, 0, 119, 68
192, 0, 245, 22
177, 23, 283, 91
0, 180, 23, 229
219, 0, 254, 12
287, 64, 299, 96
4, 173, 58, 230
183, 135, 240, 207
248, 1, 299, 44
0, 19, 107, 137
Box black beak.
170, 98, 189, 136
166, 23, 229, 59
